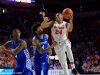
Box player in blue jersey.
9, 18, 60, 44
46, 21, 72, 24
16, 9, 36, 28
32, 24, 53, 75
0, 29, 32, 75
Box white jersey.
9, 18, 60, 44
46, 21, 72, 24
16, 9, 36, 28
51, 21, 68, 43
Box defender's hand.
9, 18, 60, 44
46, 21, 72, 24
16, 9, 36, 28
43, 17, 50, 22
52, 41, 58, 48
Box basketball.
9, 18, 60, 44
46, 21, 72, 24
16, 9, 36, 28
62, 8, 73, 19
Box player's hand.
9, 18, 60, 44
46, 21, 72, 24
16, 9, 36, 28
41, 17, 53, 29
52, 41, 58, 47
69, 15, 73, 20
0, 50, 4, 53
0, 46, 5, 53
49, 44, 54, 49
43, 17, 50, 22
48, 47, 52, 55
48, 42, 57, 49
69, 62, 74, 69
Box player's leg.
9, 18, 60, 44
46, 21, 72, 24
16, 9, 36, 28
34, 59, 42, 75
65, 41, 80, 75
23, 68, 33, 75
41, 55, 49, 75
65, 41, 75, 69
34, 63, 41, 75
55, 46, 70, 75
41, 62, 49, 75
23, 59, 33, 75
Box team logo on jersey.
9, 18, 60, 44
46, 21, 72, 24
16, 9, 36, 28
58, 26, 64, 29
40, 41, 48, 45
54, 26, 57, 28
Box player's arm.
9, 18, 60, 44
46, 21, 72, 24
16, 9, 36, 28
32, 35, 53, 54
32, 36, 44, 53
66, 16, 73, 32
0, 41, 11, 53
0, 41, 14, 55
13, 40, 27, 56
32, 36, 39, 54
45, 34, 52, 55
41, 17, 54, 29
4, 40, 27, 56
46, 34, 55, 49
3, 41, 11, 49
48, 45, 52, 55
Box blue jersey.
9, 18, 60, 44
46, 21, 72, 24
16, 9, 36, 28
9, 39, 32, 71
34, 34, 49, 75
34, 34, 49, 60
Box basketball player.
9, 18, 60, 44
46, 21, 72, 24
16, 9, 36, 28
0, 29, 32, 75
40, 13, 75, 75
32, 24, 53, 75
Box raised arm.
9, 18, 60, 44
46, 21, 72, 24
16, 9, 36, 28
41, 17, 54, 29
1, 40, 27, 56
66, 16, 73, 32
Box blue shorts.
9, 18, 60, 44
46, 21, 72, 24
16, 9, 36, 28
34, 57, 49, 75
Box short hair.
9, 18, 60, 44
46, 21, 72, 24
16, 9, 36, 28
10, 28, 21, 39
56, 13, 63, 17
12, 28, 21, 34
32, 23, 41, 35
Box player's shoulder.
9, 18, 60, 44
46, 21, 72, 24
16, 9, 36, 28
18, 40, 27, 47
21, 39, 26, 42
21, 39, 27, 45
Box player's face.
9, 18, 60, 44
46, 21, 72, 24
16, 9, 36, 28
56, 14, 63, 22
12, 29, 21, 40
36, 26, 43, 34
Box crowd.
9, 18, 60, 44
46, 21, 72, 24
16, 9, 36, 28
70, 17, 100, 73
74, 42, 100, 74
0, 53, 16, 68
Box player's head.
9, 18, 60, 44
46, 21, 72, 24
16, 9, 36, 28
55, 13, 63, 23
33, 23, 43, 35
12, 28, 21, 40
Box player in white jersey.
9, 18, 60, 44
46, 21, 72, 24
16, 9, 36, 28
40, 12, 80, 75
40, 13, 77, 75
51, 13, 75, 75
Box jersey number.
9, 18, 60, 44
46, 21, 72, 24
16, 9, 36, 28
55, 29, 62, 35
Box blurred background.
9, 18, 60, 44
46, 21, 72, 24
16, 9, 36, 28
0, 0, 100, 74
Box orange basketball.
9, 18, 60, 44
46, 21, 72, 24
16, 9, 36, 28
62, 8, 73, 19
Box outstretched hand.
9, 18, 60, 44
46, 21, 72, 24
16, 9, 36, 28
43, 17, 50, 22
41, 17, 54, 29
